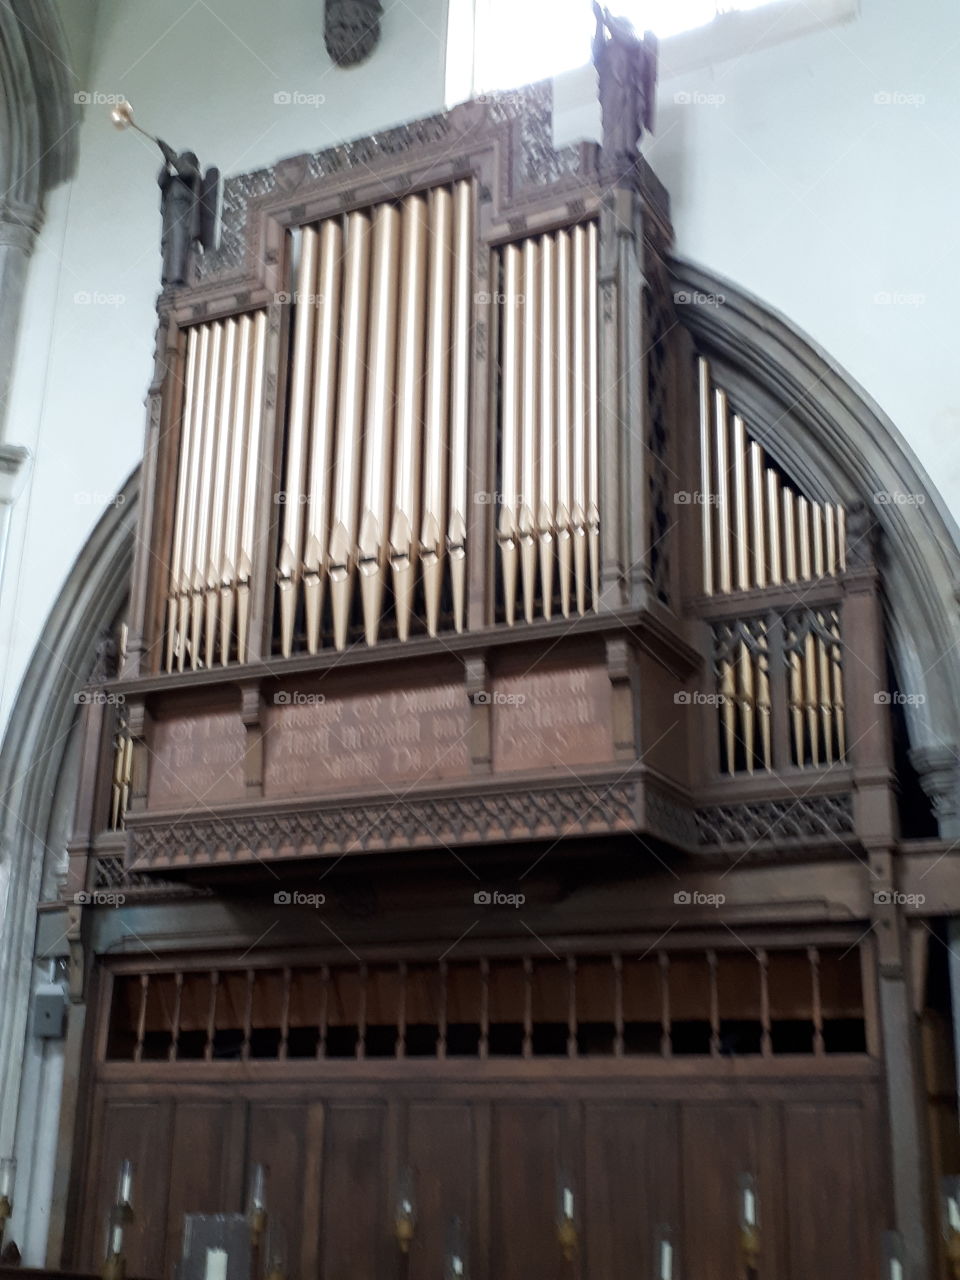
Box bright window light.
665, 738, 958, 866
471, 0, 779, 93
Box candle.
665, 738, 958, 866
659, 1238, 673, 1280
743, 1187, 757, 1228
110, 1224, 124, 1255
562, 1188, 574, 1220
117, 1159, 133, 1208
0, 1159, 15, 1200
889, 1260, 903, 1280
451, 1258, 463, 1277
949, 1195, 960, 1233
204, 1247, 228, 1280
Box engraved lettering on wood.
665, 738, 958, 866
492, 663, 614, 772
149, 712, 247, 808
264, 683, 471, 796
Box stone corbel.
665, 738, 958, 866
909, 743, 960, 839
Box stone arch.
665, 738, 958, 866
670, 256, 960, 833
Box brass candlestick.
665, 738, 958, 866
0, 1195, 11, 1253
738, 1172, 760, 1278
394, 1166, 416, 1255
101, 1204, 128, 1280
557, 1184, 578, 1263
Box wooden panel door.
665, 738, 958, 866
583, 1102, 681, 1279
319, 1103, 388, 1280
406, 1102, 476, 1280
681, 1104, 761, 1280
783, 1102, 883, 1279
489, 1103, 563, 1280
165, 1102, 241, 1272
246, 1104, 309, 1277
83, 1098, 174, 1278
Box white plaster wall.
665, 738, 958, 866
557, 0, 960, 535
0, 0, 450, 740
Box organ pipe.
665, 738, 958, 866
421, 186, 453, 638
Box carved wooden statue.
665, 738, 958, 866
592, 3, 658, 170
158, 145, 219, 286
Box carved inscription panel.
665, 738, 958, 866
491, 658, 614, 773
148, 710, 246, 809
263, 676, 471, 797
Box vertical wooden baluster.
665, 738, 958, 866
396, 962, 407, 1060
169, 971, 183, 1063
708, 951, 720, 1057
659, 953, 671, 1059
439, 960, 449, 1060
758, 949, 772, 1058
133, 973, 149, 1064
567, 956, 577, 1059
613, 954, 624, 1058
523, 957, 533, 1059
204, 970, 219, 1063
316, 964, 329, 1060
356, 963, 367, 1060
809, 946, 824, 1056
242, 969, 255, 1062
279, 967, 291, 1061
480, 958, 490, 1061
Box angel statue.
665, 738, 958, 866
592, 3, 659, 169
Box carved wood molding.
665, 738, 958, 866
694, 793, 855, 849
125, 776, 643, 870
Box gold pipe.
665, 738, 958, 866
824, 503, 837, 576
421, 186, 453, 637
586, 221, 600, 612
732, 413, 750, 591
538, 232, 556, 620
571, 223, 589, 615
740, 638, 755, 774
498, 242, 522, 625
782, 488, 797, 583
120, 733, 133, 825
205, 316, 238, 667
447, 179, 472, 634
789, 645, 804, 764
221, 314, 253, 665
749, 442, 766, 589
804, 628, 819, 766
698, 358, 714, 596
714, 389, 732, 593
177, 324, 209, 671
278, 226, 319, 656
329, 210, 371, 650
519, 236, 540, 623
303, 219, 343, 654
758, 644, 772, 770
797, 496, 812, 581
720, 653, 737, 774
766, 468, 782, 586
817, 621, 833, 764
167, 327, 200, 672
389, 197, 428, 643
830, 612, 846, 759
236, 311, 267, 664
838, 505, 847, 571
812, 503, 825, 578
358, 203, 400, 646
555, 229, 572, 617
191, 321, 224, 669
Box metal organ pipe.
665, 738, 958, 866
421, 186, 453, 638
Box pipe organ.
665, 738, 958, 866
495, 222, 600, 623
276, 181, 474, 654
61, 84, 920, 1280
698, 357, 845, 595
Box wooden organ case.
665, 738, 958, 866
60, 84, 930, 1280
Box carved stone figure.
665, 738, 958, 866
324, 0, 383, 67
592, 3, 658, 169
158, 146, 219, 286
